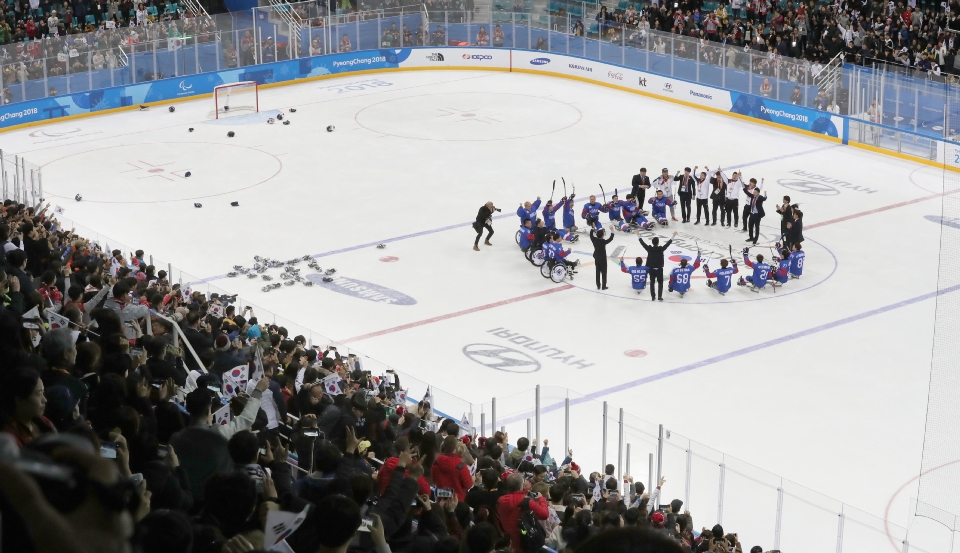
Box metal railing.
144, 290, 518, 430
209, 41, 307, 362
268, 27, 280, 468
0, 151, 42, 207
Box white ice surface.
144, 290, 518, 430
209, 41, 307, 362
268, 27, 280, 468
4, 70, 952, 552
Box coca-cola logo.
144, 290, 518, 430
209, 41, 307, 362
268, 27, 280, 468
607, 71, 623, 80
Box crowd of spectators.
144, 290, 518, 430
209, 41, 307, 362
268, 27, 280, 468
584, 0, 960, 79
0, 197, 784, 552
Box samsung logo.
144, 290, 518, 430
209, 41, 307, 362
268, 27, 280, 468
689, 90, 713, 100
306, 274, 417, 305
530, 57, 550, 65
568, 64, 592, 72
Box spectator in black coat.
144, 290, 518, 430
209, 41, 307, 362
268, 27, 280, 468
473, 201, 497, 251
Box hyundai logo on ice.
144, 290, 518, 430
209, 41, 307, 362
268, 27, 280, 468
462, 344, 541, 373
306, 274, 417, 305
776, 178, 839, 196
530, 57, 550, 65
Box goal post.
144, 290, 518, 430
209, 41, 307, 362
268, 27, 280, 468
212, 81, 259, 119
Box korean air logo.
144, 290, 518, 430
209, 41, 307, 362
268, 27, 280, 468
530, 57, 550, 65
462, 54, 493, 60
462, 344, 541, 373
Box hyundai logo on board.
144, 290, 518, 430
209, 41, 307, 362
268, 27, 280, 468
530, 57, 551, 65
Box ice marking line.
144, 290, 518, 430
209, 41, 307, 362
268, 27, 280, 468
338, 284, 574, 344
500, 283, 960, 425
805, 188, 960, 230
725, 143, 843, 170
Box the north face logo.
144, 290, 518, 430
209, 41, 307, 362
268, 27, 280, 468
427, 53, 444, 61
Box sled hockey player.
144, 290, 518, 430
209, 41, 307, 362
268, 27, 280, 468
770, 249, 791, 286
543, 233, 578, 271
562, 194, 578, 233
739, 248, 775, 291
518, 219, 535, 253
517, 197, 542, 227
581, 195, 605, 231
604, 194, 628, 231
667, 254, 701, 297
648, 190, 674, 227
703, 258, 739, 295
620, 195, 656, 231
543, 198, 578, 242
620, 256, 649, 294
789, 243, 805, 279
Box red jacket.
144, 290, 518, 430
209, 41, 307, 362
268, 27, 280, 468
376, 457, 430, 497
497, 490, 549, 552
431, 453, 473, 501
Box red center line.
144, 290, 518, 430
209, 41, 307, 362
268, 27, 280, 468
341, 186, 955, 344
339, 284, 573, 344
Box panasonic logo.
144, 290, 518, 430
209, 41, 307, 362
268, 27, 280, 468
689, 90, 713, 100
530, 57, 550, 65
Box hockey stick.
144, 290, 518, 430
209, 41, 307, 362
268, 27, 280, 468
562, 177, 567, 198
551, 180, 555, 202
599, 183, 606, 203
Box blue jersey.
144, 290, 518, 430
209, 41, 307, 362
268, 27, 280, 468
562, 198, 576, 228
648, 197, 671, 218
516, 199, 541, 226
541, 202, 562, 229
621, 201, 639, 221
669, 255, 700, 293
605, 200, 625, 221
774, 259, 790, 284
789, 250, 805, 276
621, 261, 649, 290
518, 226, 534, 248
581, 202, 603, 221
704, 263, 738, 293
743, 254, 771, 286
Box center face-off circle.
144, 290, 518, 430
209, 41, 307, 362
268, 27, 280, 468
355, 92, 582, 141
40, 142, 281, 203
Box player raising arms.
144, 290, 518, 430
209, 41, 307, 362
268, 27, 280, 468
542, 198, 579, 243
581, 195, 604, 231
740, 248, 773, 292
604, 193, 628, 231
703, 258, 739, 295
517, 197, 542, 227
562, 194, 578, 234
667, 254, 701, 297
620, 256, 649, 294
621, 195, 656, 230
648, 190, 674, 226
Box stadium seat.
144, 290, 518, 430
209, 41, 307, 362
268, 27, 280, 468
587, 21, 598, 35
523, 0, 535, 11
493, 0, 504, 10
147, 6, 158, 16
85, 14, 96, 25
538, 14, 548, 26
166, 4, 179, 13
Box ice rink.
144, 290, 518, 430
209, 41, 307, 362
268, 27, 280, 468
4, 68, 952, 551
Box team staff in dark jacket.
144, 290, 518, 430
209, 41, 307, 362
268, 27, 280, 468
785, 208, 803, 249
638, 231, 677, 301
631, 168, 651, 213
746, 188, 768, 245
673, 167, 698, 223
473, 201, 498, 251
775, 195, 793, 242
590, 226, 616, 290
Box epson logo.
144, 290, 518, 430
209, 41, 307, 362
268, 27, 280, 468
607, 71, 623, 80
568, 64, 592, 72
530, 57, 551, 65
463, 54, 493, 60
689, 90, 713, 100
306, 274, 417, 305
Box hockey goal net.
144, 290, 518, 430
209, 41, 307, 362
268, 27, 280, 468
212, 81, 258, 119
